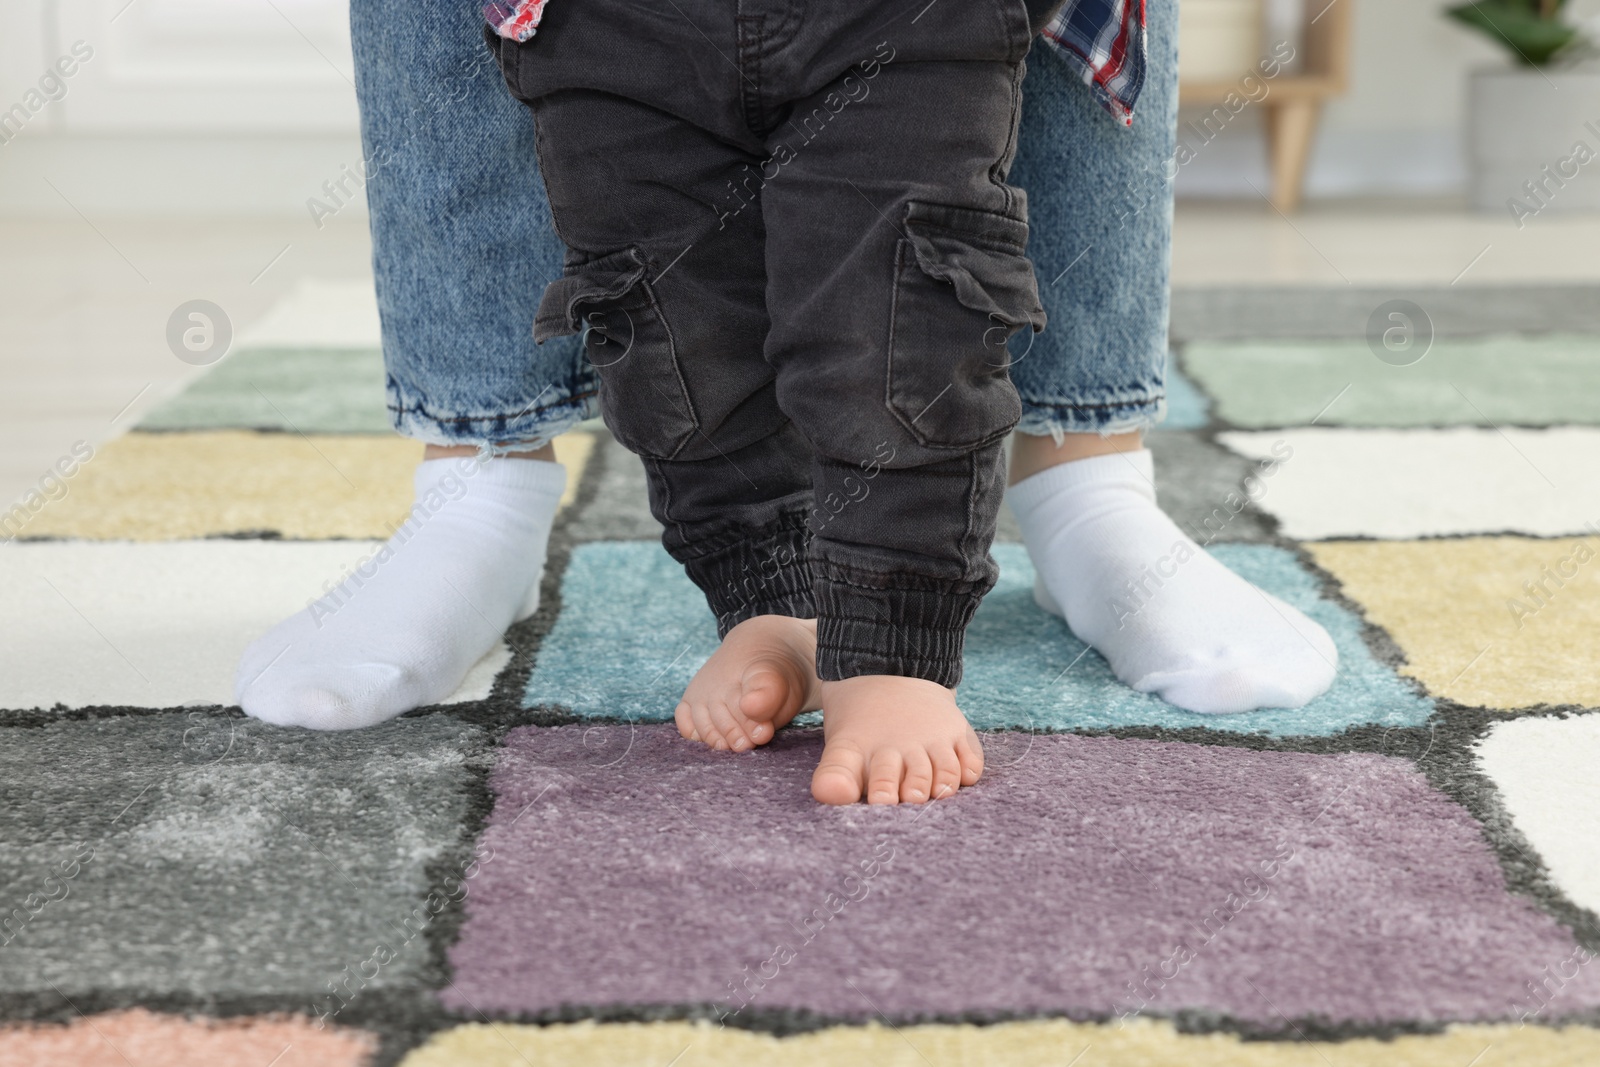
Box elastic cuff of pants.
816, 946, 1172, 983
681, 515, 815, 638
812, 575, 981, 689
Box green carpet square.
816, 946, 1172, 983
1182, 334, 1600, 428
138, 348, 392, 434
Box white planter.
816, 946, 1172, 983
1467, 68, 1600, 216
1179, 0, 1263, 83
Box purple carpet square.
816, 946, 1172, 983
443, 725, 1600, 1027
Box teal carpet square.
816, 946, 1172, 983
525, 542, 1431, 736
1158, 357, 1210, 430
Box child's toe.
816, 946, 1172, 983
930, 746, 963, 801
865, 750, 905, 805
900, 749, 934, 803
812, 742, 868, 805
707, 700, 753, 752
737, 662, 791, 722
673, 701, 698, 741
957, 730, 984, 785
702, 703, 736, 749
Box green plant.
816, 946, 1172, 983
1445, 0, 1579, 66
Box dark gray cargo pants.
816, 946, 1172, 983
491, 0, 1055, 686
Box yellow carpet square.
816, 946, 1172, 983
15, 430, 593, 541
400, 1018, 1600, 1067
1309, 536, 1600, 709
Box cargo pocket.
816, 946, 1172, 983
535, 247, 698, 459
887, 201, 1044, 450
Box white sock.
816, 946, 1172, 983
235, 455, 566, 730
1007, 449, 1336, 714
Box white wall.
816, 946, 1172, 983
6, 0, 1599, 214
1178, 0, 1600, 199
1, 0, 363, 217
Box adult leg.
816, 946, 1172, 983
1006, 0, 1336, 713
234, 0, 592, 729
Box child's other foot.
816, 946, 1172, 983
811, 676, 984, 805
675, 615, 821, 752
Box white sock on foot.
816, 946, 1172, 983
1007, 449, 1336, 714
235, 455, 566, 729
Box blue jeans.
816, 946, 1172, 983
349, 0, 1177, 448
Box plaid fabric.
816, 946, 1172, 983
483, 0, 550, 43
1041, 0, 1146, 126
483, 0, 1147, 125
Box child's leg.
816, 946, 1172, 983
509, 85, 825, 750
758, 20, 1046, 803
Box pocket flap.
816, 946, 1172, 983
902, 202, 1046, 333
533, 247, 649, 342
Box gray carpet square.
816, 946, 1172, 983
0, 712, 486, 999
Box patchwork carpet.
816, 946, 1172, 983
3, 278, 1599, 1066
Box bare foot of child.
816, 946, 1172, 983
674, 615, 822, 752
811, 677, 984, 805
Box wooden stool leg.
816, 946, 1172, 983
1265, 98, 1320, 213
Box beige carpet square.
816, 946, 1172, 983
13, 430, 591, 541
402, 1018, 1600, 1067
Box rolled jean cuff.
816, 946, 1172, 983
386, 379, 600, 450
1014, 394, 1166, 438
812, 570, 984, 688
683, 513, 816, 637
